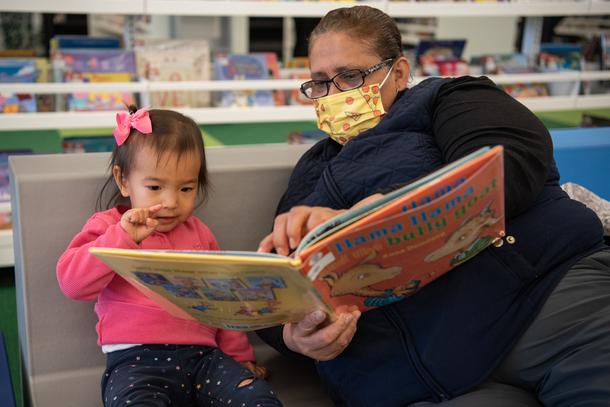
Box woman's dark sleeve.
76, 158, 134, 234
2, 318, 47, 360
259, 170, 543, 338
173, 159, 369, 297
432, 76, 554, 219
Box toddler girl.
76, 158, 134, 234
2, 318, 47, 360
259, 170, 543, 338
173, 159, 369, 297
57, 106, 282, 407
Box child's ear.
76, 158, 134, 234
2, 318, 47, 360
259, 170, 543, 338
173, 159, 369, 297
112, 165, 129, 197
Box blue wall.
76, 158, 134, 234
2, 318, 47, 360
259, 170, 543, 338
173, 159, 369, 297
551, 127, 610, 200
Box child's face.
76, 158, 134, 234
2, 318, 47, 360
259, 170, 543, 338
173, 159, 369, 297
116, 146, 201, 233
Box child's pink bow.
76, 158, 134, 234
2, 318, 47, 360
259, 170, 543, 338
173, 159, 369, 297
113, 108, 152, 146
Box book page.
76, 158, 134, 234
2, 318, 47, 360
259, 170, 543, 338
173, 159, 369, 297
297, 146, 504, 312
90, 248, 330, 331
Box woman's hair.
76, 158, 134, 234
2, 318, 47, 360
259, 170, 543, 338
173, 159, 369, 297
308, 6, 403, 61
96, 105, 209, 210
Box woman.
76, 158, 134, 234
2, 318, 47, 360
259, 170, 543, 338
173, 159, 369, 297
257, 6, 610, 407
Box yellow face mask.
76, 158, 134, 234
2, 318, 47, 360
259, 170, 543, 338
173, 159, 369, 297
314, 67, 393, 145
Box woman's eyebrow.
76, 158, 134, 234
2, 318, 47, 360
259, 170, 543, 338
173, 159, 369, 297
311, 65, 355, 79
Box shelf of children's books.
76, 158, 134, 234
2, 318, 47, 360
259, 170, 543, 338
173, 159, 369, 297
0, 229, 13, 268
388, 0, 608, 17
1, 94, 610, 130
0, 79, 305, 95
0, 106, 316, 131
1, 0, 145, 15
2, 0, 609, 16
516, 94, 610, 111
2, 72, 609, 95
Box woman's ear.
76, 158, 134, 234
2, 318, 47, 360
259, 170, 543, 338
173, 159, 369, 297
393, 56, 411, 92
112, 165, 129, 197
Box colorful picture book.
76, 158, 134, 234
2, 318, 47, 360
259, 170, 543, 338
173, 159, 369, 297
0, 58, 38, 113
501, 83, 550, 98
62, 136, 115, 153
286, 57, 312, 106
91, 146, 505, 331
213, 53, 275, 107
135, 39, 211, 108
50, 35, 122, 50
416, 39, 468, 76
538, 43, 582, 71
0, 149, 33, 229
264, 52, 285, 106
470, 53, 536, 75
52, 47, 136, 111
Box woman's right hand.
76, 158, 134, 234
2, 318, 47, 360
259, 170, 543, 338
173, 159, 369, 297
258, 206, 346, 256
120, 204, 162, 243
283, 309, 361, 361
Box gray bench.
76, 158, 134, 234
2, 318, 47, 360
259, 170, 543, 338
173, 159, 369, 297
10, 144, 333, 407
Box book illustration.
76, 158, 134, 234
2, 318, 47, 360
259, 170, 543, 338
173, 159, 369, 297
501, 83, 549, 98
286, 57, 312, 106
538, 43, 582, 71
135, 39, 211, 108
68, 72, 134, 111
424, 202, 499, 265
50, 35, 121, 50
91, 146, 505, 330
52, 49, 136, 111
0, 58, 38, 113
470, 53, 535, 75
264, 52, 286, 106
213, 53, 275, 107
318, 251, 418, 308
416, 39, 468, 76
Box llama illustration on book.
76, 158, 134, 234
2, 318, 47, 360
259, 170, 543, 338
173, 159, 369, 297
320, 251, 420, 307
424, 202, 500, 266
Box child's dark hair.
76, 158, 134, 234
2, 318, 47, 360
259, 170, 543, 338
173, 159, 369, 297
96, 105, 208, 210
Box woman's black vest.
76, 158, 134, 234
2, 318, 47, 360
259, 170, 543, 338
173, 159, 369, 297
280, 78, 605, 406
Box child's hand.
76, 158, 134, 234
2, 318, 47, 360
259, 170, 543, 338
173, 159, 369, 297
120, 204, 163, 243
241, 361, 269, 380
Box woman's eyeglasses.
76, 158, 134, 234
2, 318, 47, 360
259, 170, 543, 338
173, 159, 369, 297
300, 58, 394, 100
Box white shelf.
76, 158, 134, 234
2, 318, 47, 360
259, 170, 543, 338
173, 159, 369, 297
1, 92, 610, 130
0, 0, 145, 15
146, 0, 384, 17
388, 0, 601, 17
1, 0, 609, 17
0, 229, 13, 268
0, 79, 304, 94
2, 71, 609, 95
0, 105, 315, 130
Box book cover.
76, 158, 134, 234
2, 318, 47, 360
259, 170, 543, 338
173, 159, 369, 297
50, 35, 121, 50
416, 39, 467, 76
264, 52, 286, 106
470, 53, 536, 75
135, 39, 211, 108
501, 83, 550, 98
91, 146, 505, 330
52, 49, 136, 111
286, 57, 312, 106
539, 43, 582, 71
213, 53, 275, 107
0, 58, 38, 113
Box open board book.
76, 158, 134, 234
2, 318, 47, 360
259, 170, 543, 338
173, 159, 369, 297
91, 145, 505, 331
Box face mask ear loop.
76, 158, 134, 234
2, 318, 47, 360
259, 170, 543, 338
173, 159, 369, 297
379, 65, 394, 89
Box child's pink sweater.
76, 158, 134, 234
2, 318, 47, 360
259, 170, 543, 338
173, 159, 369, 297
56, 207, 255, 362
